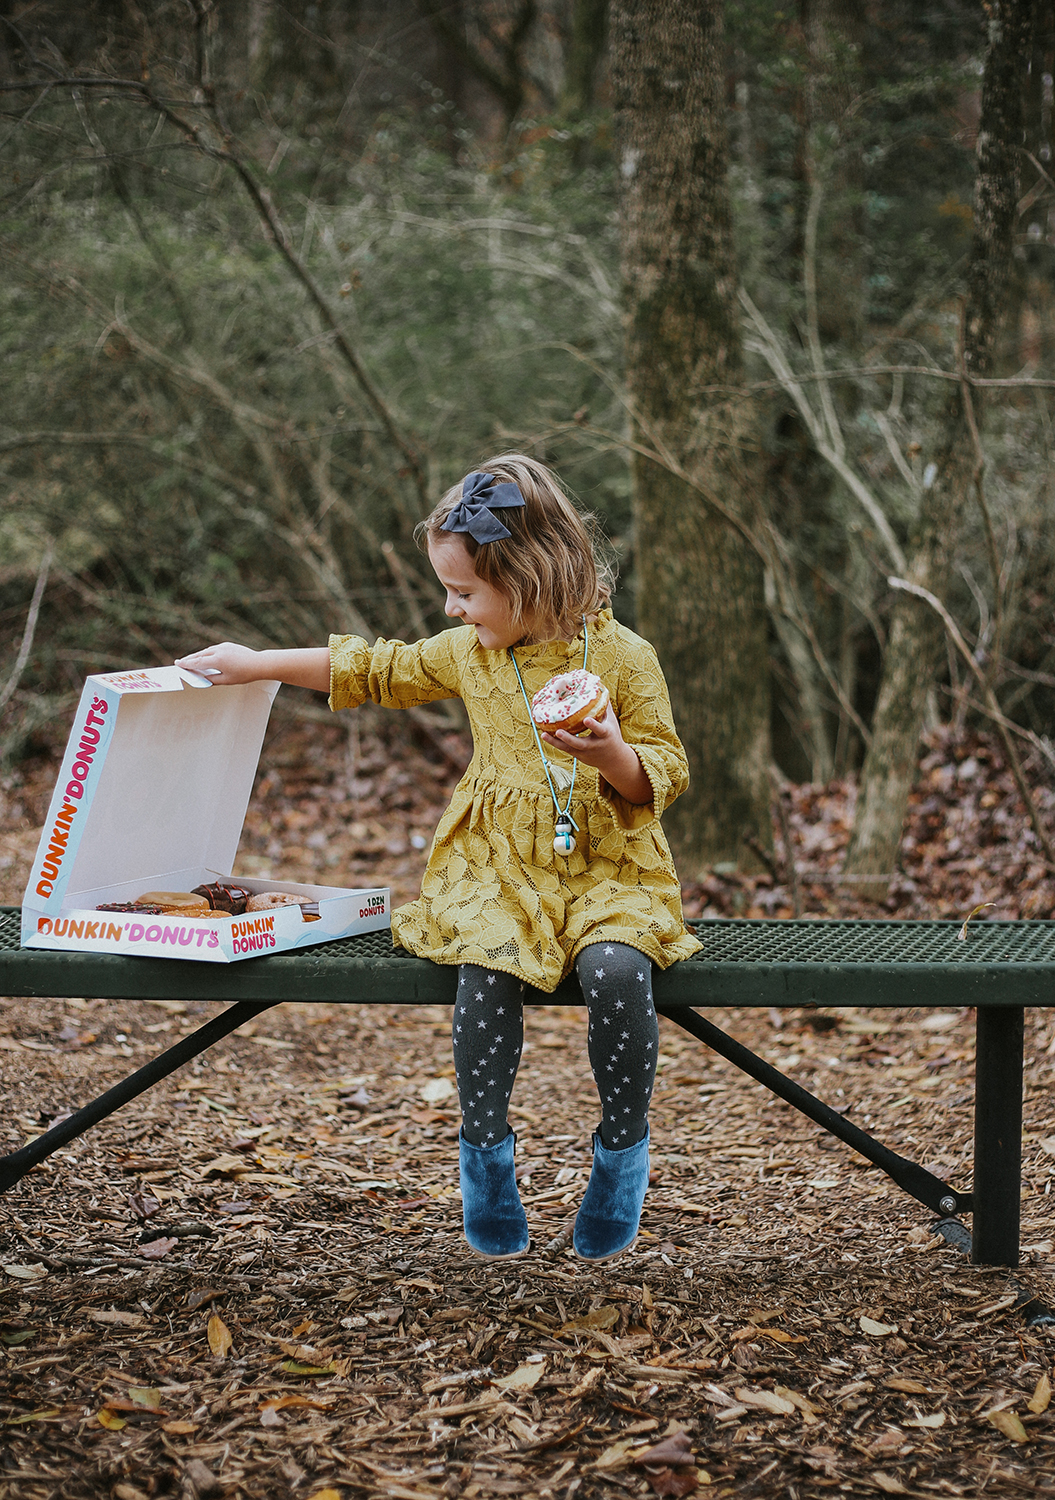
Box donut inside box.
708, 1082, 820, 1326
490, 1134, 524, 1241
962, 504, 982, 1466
21, 665, 389, 962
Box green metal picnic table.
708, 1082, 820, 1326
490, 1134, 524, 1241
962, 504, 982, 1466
2, 908, 1052, 1268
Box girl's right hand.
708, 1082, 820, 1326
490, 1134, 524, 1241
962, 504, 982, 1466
175, 642, 265, 685
175, 643, 332, 692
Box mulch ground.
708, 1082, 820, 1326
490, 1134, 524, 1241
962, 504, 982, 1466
2, 705, 1054, 1499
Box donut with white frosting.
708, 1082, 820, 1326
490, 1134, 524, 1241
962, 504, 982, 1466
531, 670, 609, 736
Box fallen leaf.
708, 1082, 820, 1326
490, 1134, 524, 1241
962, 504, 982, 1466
2, 1408, 61, 1425
632, 1432, 694, 1465
305, 1491, 342, 1500
186, 1288, 221, 1311
729, 1325, 807, 1344
493, 1362, 545, 1392
420, 1076, 455, 1103
113, 1485, 149, 1500
88, 1309, 146, 1327
1, 1263, 46, 1281
96, 1408, 128, 1430
646, 1469, 699, 1497
127, 1190, 160, 1220
958, 901, 995, 939
871, 1474, 907, 1495
904, 1412, 945, 1430
561, 1305, 619, 1334
734, 1387, 796, 1416
859, 1316, 898, 1337
774, 1385, 823, 1423
0, 1326, 36, 1346
207, 1313, 233, 1358
1029, 1373, 1052, 1414
259, 1395, 336, 1413
200, 1154, 250, 1177
593, 1437, 637, 1470
884, 1379, 933, 1395
138, 1236, 178, 1259
987, 1409, 1030, 1443
160, 1420, 198, 1435
278, 1360, 336, 1375
128, 1387, 163, 1410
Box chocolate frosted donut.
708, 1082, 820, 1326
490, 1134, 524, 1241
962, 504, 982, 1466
192, 883, 250, 916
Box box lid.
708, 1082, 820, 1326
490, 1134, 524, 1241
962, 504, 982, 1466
26, 666, 280, 905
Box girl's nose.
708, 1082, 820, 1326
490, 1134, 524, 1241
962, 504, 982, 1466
445, 595, 463, 618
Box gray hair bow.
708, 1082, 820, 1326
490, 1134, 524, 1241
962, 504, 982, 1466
441, 470, 526, 544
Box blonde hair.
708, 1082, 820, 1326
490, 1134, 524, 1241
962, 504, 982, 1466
416, 454, 614, 643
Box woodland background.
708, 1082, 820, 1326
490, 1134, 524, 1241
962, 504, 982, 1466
1, 0, 1054, 895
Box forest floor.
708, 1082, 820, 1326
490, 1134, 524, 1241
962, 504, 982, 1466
1, 702, 1054, 1500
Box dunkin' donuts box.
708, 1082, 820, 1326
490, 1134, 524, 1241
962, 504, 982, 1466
21, 665, 389, 962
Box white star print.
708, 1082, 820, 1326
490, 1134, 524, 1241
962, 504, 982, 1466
590, 988, 598, 998
477, 1019, 487, 1029
637, 972, 645, 982
487, 974, 497, 984
475, 991, 484, 1001
595, 967, 605, 979
604, 946, 614, 954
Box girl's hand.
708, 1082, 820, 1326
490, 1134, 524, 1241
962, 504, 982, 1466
541, 711, 654, 806
175, 643, 331, 692
176, 642, 266, 685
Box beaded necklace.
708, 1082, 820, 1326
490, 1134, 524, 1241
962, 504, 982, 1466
509, 618, 588, 855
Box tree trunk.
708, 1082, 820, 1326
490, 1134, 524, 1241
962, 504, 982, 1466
610, 0, 771, 876
845, 0, 1032, 888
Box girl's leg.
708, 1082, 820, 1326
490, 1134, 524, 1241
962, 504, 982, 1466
452, 965, 525, 1147
574, 942, 658, 1262
578, 942, 659, 1149
453, 965, 529, 1258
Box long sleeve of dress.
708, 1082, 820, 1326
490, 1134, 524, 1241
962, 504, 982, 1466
599, 638, 690, 832
329, 631, 463, 711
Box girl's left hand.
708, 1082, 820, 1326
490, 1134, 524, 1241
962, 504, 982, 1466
541, 712, 653, 806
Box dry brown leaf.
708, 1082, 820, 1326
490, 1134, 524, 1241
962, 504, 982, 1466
1028, 1373, 1052, 1414
773, 1385, 822, 1423
883, 1378, 933, 1395
160, 1420, 197, 1435
734, 1387, 796, 1416
904, 1412, 945, 1430
729, 1325, 807, 1344
493, 1361, 545, 1392
987, 1409, 1030, 1443
859, 1316, 898, 1337
88, 1310, 146, 1328
632, 1432, 694, 1465
561, 1305, 619, 1333
207, 1313, 233, 1358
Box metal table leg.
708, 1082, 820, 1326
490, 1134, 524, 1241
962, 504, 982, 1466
972, 1006, 1024, 1267
0, 1000, 277, 1194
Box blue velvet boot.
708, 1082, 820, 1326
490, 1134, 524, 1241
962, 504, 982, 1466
573, 1128, 650, 1263
459, 1129, 530, 1260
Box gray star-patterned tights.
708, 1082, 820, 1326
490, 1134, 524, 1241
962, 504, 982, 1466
452, 942, 658, 1150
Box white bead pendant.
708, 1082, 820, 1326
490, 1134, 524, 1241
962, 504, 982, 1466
554, 816, 575, 855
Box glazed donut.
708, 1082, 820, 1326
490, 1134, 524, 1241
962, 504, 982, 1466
137, 891, 212, 917
531, 670, 609, 737
246, 891, 302, 913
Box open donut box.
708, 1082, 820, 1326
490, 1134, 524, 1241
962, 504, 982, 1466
20, 665, 389, 963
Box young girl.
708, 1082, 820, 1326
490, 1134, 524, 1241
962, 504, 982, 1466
176, 455, 701, 1263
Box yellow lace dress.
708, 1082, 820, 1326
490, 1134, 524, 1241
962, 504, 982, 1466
329, 610, 701, 992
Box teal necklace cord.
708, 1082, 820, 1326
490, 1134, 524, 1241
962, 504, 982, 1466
510, 618, 588, 854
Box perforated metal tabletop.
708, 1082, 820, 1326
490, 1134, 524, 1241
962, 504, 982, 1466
3, 908, 1054, 1007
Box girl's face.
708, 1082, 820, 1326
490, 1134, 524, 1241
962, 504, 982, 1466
428, 535, 527, 650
